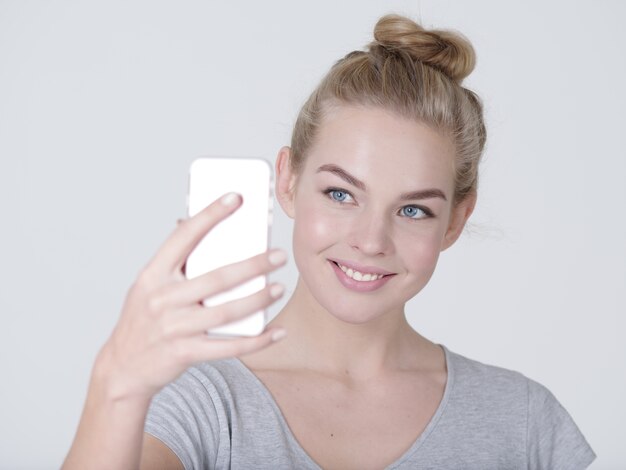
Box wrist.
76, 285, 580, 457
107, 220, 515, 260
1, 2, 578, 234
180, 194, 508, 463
91, 343, 153, 407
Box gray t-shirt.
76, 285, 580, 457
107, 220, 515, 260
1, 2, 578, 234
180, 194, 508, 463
144, 345, 595, 469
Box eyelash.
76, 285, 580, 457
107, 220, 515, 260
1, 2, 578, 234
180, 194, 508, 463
322, 187, 434, 220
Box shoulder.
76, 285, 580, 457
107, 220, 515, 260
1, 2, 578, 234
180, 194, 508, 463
524, 376, 597, 469
143, 359, 251, 469
150, 358, 260, 415
445, 346, 529, 407
440, 346, 596, 469
446, 347, 525, 381
147, 359, 241, 402
438, 346, 531, 452
184, 357, 250, 393
145, 358, 318, 469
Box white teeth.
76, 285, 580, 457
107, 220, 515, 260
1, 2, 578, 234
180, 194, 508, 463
337, 263, 384, 282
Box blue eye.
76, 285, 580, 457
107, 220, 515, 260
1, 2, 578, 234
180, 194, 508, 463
322, 188, 355, 206
401, 206, 427, 219
329, 189, 351, 203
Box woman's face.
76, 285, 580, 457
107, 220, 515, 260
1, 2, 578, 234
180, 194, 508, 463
277, 104, 473, 325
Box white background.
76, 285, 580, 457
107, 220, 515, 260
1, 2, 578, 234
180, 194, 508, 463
1, 1, 624, 468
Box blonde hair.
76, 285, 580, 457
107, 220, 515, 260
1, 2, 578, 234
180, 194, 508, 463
290, 14, 487, 204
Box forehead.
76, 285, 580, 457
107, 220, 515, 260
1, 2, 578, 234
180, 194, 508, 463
303, 105, 456, 192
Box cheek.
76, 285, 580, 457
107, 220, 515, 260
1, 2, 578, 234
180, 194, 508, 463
397, 230, 444, 276
306, 214, 335, 240
292, 197, 339, 253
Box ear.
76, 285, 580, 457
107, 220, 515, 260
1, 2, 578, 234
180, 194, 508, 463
275, 146, 298, 219
440, 192, 477, 251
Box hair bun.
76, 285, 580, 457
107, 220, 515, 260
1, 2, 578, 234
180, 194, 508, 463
371, 14, 476, 83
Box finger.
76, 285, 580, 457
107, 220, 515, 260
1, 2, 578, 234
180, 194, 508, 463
156, 248, 288, 309
180, 328, 287, 363
164, 282, 285, 336
175, 219, 187, 276
146, 192, 242, 275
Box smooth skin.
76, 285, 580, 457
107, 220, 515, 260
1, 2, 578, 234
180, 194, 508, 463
62, 193, 288, 469
241, 105, 476, 469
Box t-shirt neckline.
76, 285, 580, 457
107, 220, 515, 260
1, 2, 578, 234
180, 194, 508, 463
232, 343, 455, 469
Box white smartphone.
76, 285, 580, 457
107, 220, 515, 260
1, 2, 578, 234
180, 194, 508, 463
185, 157, 273, 337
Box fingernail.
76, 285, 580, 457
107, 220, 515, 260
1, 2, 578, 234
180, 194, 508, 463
270, 283, 285, 298
271, 329, 287, 342
221, 192, 239, 206
268, 250, 287, 266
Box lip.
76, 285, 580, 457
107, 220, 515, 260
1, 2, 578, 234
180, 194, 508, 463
329, 260, 395, 293
327, 258, 396, 276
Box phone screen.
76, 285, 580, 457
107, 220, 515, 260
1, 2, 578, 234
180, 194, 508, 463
186, 157, 273, 336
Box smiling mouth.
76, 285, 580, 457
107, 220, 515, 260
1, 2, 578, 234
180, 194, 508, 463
330, 260, 395, 281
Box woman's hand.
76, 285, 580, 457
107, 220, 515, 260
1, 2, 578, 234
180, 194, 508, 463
95, 192, 287, 403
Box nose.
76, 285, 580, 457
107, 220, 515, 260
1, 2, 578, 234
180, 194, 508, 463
348, 208, 394, 257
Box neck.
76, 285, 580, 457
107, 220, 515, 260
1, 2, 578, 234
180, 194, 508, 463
267, 277, 432, 380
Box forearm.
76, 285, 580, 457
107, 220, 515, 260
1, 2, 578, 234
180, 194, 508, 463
62, 349, 152, 470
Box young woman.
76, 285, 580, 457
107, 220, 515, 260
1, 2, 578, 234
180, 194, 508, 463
63, 14, 595, 469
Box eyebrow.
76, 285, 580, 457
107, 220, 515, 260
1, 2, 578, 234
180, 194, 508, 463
316, 163, 448, 202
